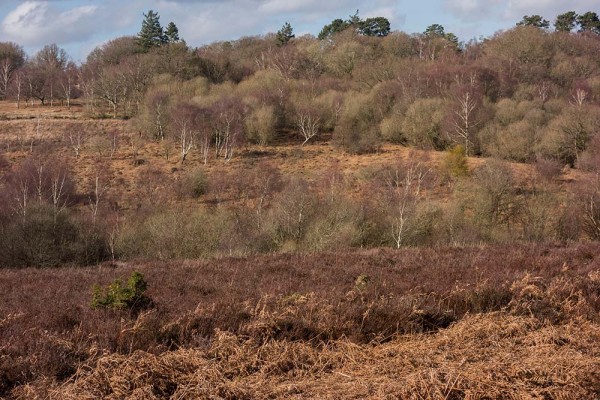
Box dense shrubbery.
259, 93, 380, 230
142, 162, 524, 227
3, 150, 600, 266
92, 154, 596, 260
4, 18, 600, 160
0, 157, 110, 268
0, 205, 109, 268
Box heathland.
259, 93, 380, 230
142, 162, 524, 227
1, 10, 600, 399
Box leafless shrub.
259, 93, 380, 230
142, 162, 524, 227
534, 156, 563, 182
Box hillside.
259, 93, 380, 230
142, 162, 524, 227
0, 100, 594, 265
2, 10, 600, 399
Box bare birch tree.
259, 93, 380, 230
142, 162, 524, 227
88, 173, 110, 225
296, 110, 320, 145
68, 129, 85, 159
382, 156, 433, 248
447, 87, 482, 156
171, 102, 198, 164
211, 97, 245, 161
60, 62, 78, 109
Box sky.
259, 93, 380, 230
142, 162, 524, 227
0, 0, 598, 63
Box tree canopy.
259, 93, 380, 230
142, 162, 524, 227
318, 18, 350, 40
423, 23, 446, 37
423, 24, 459, 47
35, 44, 68, 70
276, 22, 295, 46
554, 11, 578, 32
137, 10, 167, 50
318, 10, 390, 40
0, 42, 25, 65
578, 12, 600, 34
164, 22, 180, 43
517, 15, 550, 29
359, 17, 391, 37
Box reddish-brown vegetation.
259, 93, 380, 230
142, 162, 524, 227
1, 243, 599, 398
2, 13, 600, 399
31, 315, 599, 399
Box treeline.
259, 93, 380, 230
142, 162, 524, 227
0, 10, 600, 162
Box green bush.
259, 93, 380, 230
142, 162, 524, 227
0, 204, 110, 268
333, 91, 381, 154
402, 98, 447, 150
190, 170, 208, 198
92, 271, 152, 311
245, 105, 276, 145
442, 145, 469, 179
380, 114, 404, 143
115, 208, 229, 260
176, 168, 208, 198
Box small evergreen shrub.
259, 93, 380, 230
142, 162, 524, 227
354, 274, 370, 291
92, 271, 152, 311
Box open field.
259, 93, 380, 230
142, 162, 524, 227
0, 101, 84, 120
1, 243, 600, 398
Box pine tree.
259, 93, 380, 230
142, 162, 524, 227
276, 22, 295, 46
165, 22, 180, 43
318, 19, 349, 40
554, 11, 578, 32
318, 10, 392, 40
137, 10, 166, 51
348, 10, 361, 26
516, 15, 550, 29
578, 11, 600, 34
424, 24, 446, 38
359, 17, 391, 37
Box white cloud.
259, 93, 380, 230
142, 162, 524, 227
160, 0, 407, 44
1, 1, 99, 47
362, 0, 407, 27
444, 0, 600, 22
504, 0, 599, 19
443, 0, 504, 22
259, 0, 326, 14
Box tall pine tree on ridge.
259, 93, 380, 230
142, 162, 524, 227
137, 10, 167, 51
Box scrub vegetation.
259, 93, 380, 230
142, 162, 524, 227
1, 8, 600, 399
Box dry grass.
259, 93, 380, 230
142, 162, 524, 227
0, 101, 84, 120
15, 314, 600, 399
0, 116, 550, 211
0, 101, 591, 214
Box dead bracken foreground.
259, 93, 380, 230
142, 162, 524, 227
38, 313, 600, 399
1, 243, 600, 399
26, 315, 600, 400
